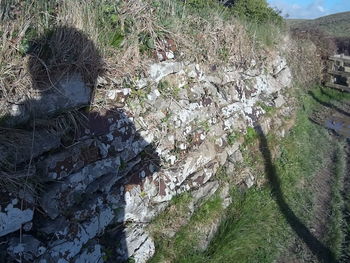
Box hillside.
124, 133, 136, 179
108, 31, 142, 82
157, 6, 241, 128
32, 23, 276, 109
288, 11, 350, 37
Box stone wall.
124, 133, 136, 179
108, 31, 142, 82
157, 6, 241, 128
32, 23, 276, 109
0, 51, 294, 262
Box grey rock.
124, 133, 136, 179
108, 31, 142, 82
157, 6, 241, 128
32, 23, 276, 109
219, 183, 232, 209
7, 235, 46, 262
44, 206, 114, 261
148, 62, 183, 82
74, 244, 103, 263
272, 56, 287, 75
274, 95, 286, 108
229, 149, 243, 163
0, 199, 33, 237
205, 75, 222, 85
40, 157, 121, 219
117, 225, 155, 263
241, 168, 255, 188
3, 73, 90, 127
191, 181, 219, 207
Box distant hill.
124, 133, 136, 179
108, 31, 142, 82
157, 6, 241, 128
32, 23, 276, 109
288, 11, 350, 38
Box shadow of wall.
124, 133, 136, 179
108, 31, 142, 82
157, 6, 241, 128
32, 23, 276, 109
254, 125, 337, 263
0, 26, 160, 262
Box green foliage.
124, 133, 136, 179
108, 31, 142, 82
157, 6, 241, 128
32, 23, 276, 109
192, 195, 223, 223
161, 112, 172, 123
138, 32, 155, 55
256, 101, 275, 114
227, 132, 238, 146
110, 29, 124, 48
198, 120, 211, 133
184, 0, 228, 17
228, 0, 285, 47
218, 47, 230, 62
244, 127, 258, 145
171, 192, 193, 206
246, 20, 284, 47
232, 0, 283, 25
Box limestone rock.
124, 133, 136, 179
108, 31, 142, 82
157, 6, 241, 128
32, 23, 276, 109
74, 244, 103, 263
3, 73, 91, 127
148, 61, 183, 82
274, 95, 286, 108
0, 199, 33, 237
7, 235, 46, 262
116, 225, 155, 263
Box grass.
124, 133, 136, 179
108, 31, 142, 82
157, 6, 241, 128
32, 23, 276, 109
227, 131, 239, 146
149, 194, 224, 263
193, 88, 333, 262
244, 20, 286, 47
326, 145, 346, 259
243, 127, 259, 146
148, 85, 346, 263
256, 101, 276, 114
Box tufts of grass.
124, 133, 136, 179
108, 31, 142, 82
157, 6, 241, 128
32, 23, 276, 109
227, 131, 239, 146
256, 101, 276, 114
243, 19, 285, 47
243, 127, 259, 145
149, 194, 224, 263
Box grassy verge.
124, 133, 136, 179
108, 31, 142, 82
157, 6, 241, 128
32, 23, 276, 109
326, 145, 346, 259
148, 85, 348, 262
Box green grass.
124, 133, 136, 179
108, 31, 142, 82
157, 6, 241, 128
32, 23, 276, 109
149, 85, 345, 263
244, 20, 286, 47
193, 90, 332, 262
326, 145, 346, 259
227, 132, 239, 146
149, 194, 224, 263
256, 101, 276, 114
243, 127, 259, 146
312, 86, 350, 102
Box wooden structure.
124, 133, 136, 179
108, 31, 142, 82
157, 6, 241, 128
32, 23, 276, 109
326, 54, 350, 92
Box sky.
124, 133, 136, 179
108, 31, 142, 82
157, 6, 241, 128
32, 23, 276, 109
267, 0, 350, 19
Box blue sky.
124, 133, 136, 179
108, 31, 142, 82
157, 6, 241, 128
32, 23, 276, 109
267, 0, 350, 19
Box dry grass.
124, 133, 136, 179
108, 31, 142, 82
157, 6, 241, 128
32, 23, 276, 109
174, 15, 255, 66
285, 36, 324, 87
0, 0, 256, 114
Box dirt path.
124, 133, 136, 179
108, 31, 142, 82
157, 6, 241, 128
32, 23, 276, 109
277, 153, 335, 263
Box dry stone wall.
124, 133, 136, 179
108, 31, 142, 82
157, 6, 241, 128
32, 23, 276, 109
0, 52, 294, 262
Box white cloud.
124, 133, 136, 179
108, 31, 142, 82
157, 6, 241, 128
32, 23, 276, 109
269, 0, 328, 19
317, 5, 325, 13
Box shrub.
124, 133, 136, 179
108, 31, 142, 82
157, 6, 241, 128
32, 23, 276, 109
231, 0, 283, 25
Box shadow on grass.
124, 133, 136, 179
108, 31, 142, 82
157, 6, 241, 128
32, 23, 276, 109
254, 125, 337, 263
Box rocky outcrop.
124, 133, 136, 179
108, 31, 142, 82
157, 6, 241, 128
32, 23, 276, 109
0, 52, 294, 262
